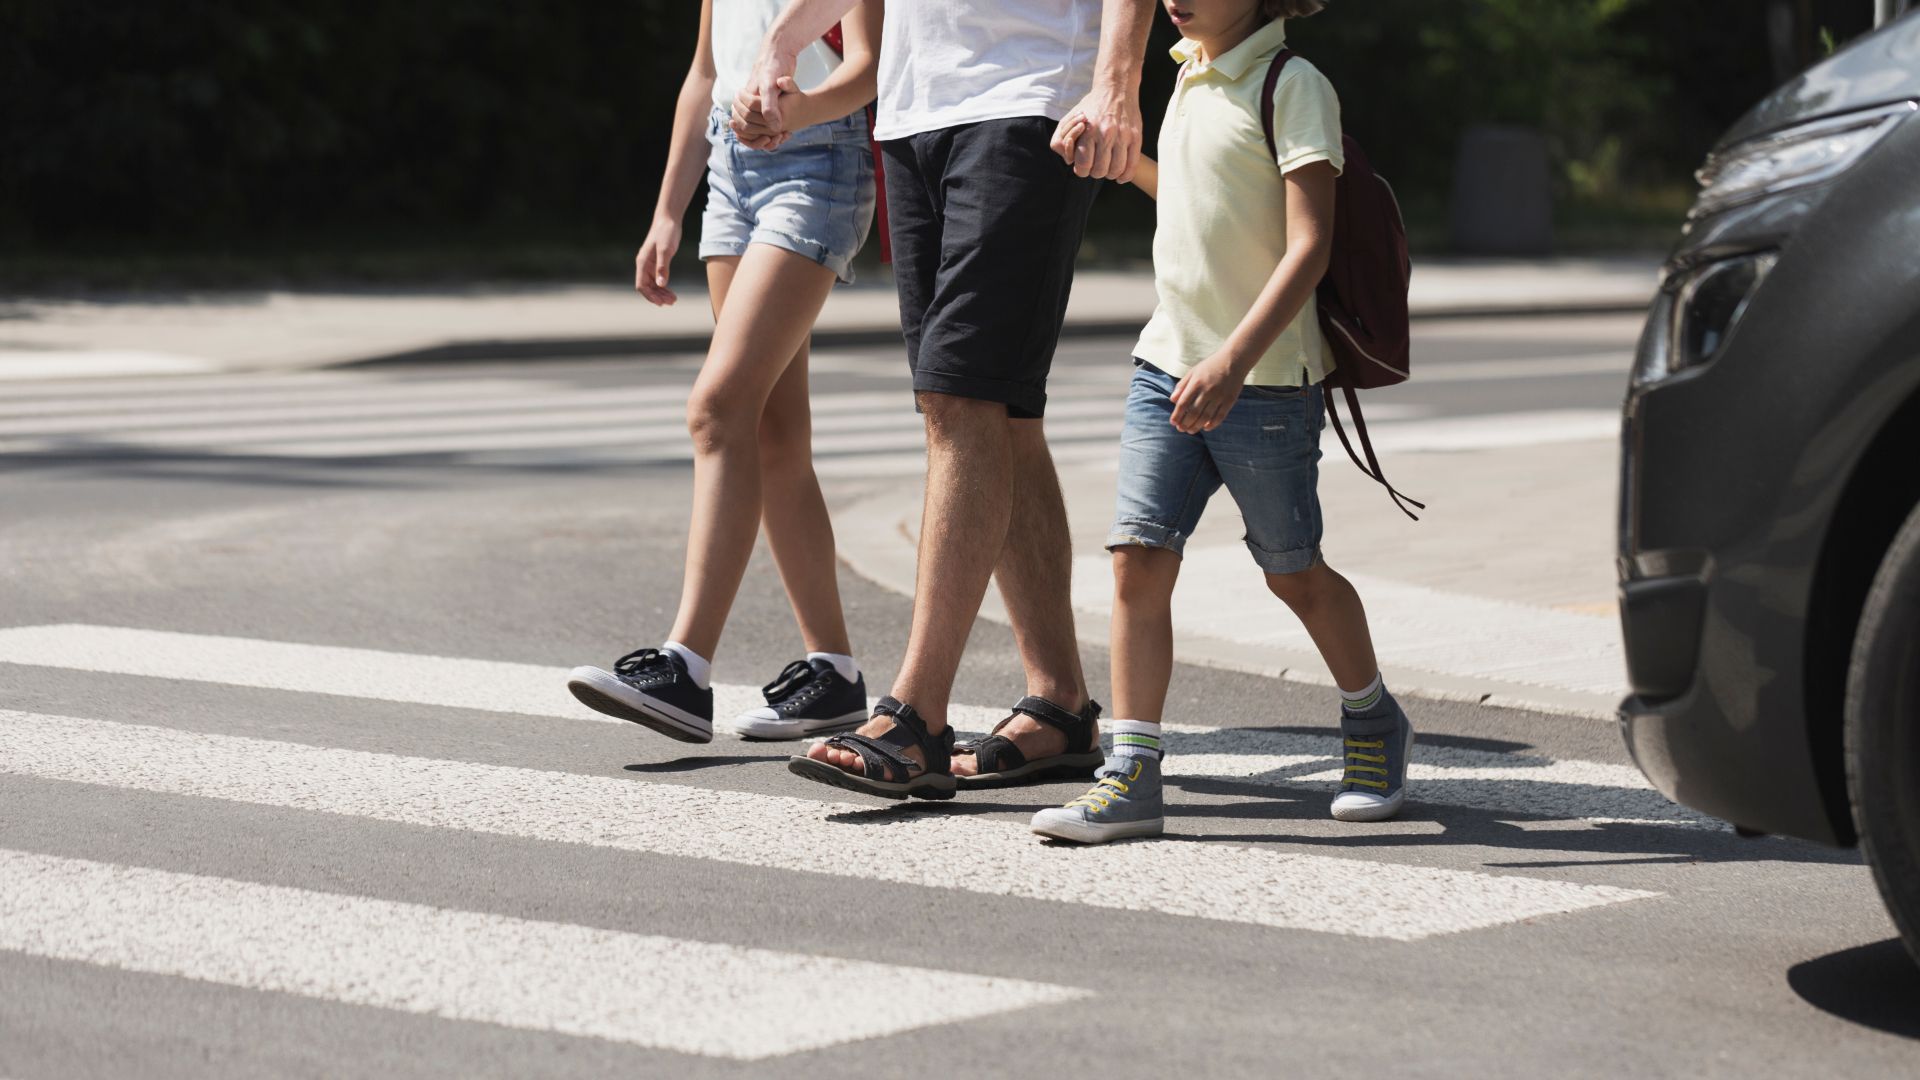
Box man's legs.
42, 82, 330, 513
808, 391, 1013, 772
952, 418, 1091, 775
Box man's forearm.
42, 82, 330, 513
767, 0, 863, 59
1093, 0, 1154, 90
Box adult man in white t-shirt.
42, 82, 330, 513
743, 0, 1155, 799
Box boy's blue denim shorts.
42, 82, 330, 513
699, 105, 876, 285
1107, 359, 1326, 575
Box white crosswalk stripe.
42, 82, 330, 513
0, 622, 1676, 1057
0, 359, 1607, 476
0, 848, 1083, 1061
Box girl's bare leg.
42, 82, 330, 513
1109, 546, 1182, 722
665, 244, 837, 661
756, 343, 854, 655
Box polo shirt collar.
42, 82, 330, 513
1168, 18, 1289, 81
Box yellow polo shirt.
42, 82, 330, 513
1133, 19, 1344, 387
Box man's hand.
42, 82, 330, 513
1167, 352, 1249, 434
634, 217, 684, 306
743, 38, 800, 142
1050, 81, 1143, 181
731, 77, 802, 150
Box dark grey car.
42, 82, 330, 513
1618, 14, 1920, 960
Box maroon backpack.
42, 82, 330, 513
1263, 51, 1423, 520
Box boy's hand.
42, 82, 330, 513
634, 217, 683, 306
1167, 353, 1248, 433
1051, 83, 1143, 181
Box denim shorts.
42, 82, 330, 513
1107, 359, 1326, 574
699, 105, 876, 284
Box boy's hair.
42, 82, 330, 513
1262, 0, 1325, 18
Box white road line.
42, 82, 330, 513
0, 848, 1082, 1060
0, 625, 1684, 827
0, 711, 1658, 939
0, 351, 220, 381
1413, 352, 1627, 383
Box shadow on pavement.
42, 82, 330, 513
624, 755, 784, 773
1788, 939, 1920, 1038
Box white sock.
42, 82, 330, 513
807, 651, 859, 683
661, 640, 711, 690
1340, 672, 1385, 714
1107, 719, 1164, 761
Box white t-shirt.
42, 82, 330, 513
873, 0, 1102, 140
710, 0, 841, 111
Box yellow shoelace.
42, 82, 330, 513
1344, 738, 1389, 790
1065, 759, 1143, 811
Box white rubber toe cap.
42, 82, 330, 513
1331, 790, 1407, 823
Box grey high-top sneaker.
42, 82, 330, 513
1030, 753, 1164, 844
1332, 692, 1414, 822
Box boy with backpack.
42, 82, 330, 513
1031, 0, 1415, 844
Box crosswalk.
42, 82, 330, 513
0, 622, 1692, 1062
0, 355, 1620, 478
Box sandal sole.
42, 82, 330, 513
955, 752, 1106, 789
787, 755, 956, 801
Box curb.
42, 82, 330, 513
336, 303, 1651, 369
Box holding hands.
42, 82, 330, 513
1049, 83, 1144, 182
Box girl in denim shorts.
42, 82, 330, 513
1031, 0, 1415, 845
565, 0, 881, 744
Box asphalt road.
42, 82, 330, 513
3, 316, 1917, 1078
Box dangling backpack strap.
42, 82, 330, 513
1325, 384, 1424, 521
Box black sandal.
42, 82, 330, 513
954, 696, 1103, 789
787, 696, 957, 801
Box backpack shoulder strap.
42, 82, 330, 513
1325, 384, 1425, 521
1259, 49, 1295, 165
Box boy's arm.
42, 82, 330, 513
1129, 155, 1158, 201
1051, 0, 1155, 181
637, 0, 720, 306
1167, 160, 1337, 433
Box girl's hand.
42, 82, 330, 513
1053, 117, 1089, 169
731, 77, 804, 150
634, 217, 683, 306
1167, 353, 1249, 434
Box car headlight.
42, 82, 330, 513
1693, 101, 1915, 218
1632, 251, 1777, 387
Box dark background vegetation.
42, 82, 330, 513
0, 0, 1879, 290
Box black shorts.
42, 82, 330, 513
882, 117, 1100, 419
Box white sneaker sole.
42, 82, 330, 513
566, 666, 712, 744
1331, 720, 1414, 822
725, 707, 868, 741
1030, 809, 1164, 845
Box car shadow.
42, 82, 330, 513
1787, 939, 1920, 1038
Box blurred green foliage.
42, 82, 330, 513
0, 0, 1877, 284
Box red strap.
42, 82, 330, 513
1260, 49, 1294, 163
1325, 384, 1425, 521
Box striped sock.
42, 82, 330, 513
1108, 719, 1163, 761
1340, 672, 1387, 716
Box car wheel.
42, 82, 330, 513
1846, 498, 1920, 966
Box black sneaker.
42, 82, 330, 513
567, 648, 713, 743
724, 658, 868, 740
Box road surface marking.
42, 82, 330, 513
0, 351, 219, 381
0, 847, 1082, 1060
0, 710, 1660, 940
0, 624, 1689, 828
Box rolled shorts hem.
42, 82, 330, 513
1247, 541, 1323, 575
698, 233, 856, 285
1105, 519, 1190, 558
913, 369, 1048, 420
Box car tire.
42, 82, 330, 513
1846, 498, 1920, 966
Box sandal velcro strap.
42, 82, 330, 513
822, 695, 952, 781
963, 695, 1102, 773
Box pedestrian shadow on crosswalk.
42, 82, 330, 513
624, 755, 786, 773
1788, 939, 1920, 1038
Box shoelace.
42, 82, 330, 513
612, 648, 675, 685
762, 661, 816, 704
1343, 738, 1389, 790
1065, 774, 1131, 812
